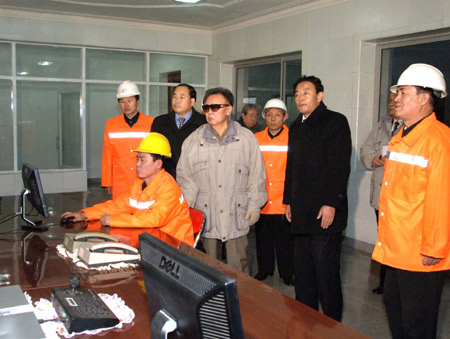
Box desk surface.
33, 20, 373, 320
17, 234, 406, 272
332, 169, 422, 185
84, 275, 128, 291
0, 192, 367, 338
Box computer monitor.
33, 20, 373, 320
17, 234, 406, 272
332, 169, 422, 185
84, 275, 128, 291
139, 233, 244, 339
18, 163, 49, 232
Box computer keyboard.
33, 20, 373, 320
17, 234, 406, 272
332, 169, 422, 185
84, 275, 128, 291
51, 287, 119, 333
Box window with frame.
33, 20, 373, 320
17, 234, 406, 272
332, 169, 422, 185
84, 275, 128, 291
0, 42, 206, 180
235, 55, 301, 127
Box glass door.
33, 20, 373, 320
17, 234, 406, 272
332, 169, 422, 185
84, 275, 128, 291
235, 55, 301, 127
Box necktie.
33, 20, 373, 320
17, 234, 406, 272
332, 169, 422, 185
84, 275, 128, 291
179, 117, 185, 129
391, 121, 399, 137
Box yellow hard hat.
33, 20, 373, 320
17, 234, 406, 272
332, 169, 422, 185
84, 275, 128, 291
134, 132, 172, 158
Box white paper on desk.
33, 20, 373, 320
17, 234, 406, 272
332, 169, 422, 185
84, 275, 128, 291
382, 145, 388, 157
33, 293, 135, 338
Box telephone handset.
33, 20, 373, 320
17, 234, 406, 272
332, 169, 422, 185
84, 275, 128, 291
64, 232, 119, 253
77, 242, 140, 267
88, 242, 138, 254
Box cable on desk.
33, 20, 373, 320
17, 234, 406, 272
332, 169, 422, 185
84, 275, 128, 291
0, 213, 19, 224
68, 257, 100, 284
0, 205, 40, 225
25, 205, 39, 217
0, 228, 24, 236
38, 316, 68, 324
0, 212, 17, 221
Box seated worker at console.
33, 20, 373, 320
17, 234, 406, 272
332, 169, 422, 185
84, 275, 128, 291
61, 133, 194, 246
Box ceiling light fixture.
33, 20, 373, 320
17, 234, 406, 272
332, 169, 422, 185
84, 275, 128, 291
37, 61, 54, 66
175, 0, 202, 3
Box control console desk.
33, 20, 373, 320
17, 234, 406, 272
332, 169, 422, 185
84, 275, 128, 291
0, 192, 367, 338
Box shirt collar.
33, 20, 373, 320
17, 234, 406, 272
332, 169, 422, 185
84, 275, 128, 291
298, 101, 327, 125
268, 126, 284, 139
124, 111, 140, 127
391, 113, 436, 146
202, 119, 239, 145
175, 110, 193, 125
402, 114, 431, 137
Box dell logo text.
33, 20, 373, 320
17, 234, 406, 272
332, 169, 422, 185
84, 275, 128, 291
159, 256, 180, 279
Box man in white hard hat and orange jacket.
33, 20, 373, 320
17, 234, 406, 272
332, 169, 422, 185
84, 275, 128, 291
372, 63, 450, 339
63, 133, 194, 246
360, 92, 403, 295
253, 99, 293, 286
102, 80, 154, 199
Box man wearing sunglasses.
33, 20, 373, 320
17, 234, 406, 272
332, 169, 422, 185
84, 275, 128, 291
177, 87, 267, 273
151, 83, 206, 179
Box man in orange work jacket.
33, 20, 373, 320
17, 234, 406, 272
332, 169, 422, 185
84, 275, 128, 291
62, 133, 194, 247
102, 80, 154, 199
372, 64, 450, 339
254, 99, 294, 286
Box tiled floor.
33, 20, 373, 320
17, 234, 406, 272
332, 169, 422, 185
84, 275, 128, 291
246, 228, 450, 339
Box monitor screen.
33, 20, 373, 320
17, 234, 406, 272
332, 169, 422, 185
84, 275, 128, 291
139, 232, 244, 339
22, 163, 48, 218
19, 163, 49, 230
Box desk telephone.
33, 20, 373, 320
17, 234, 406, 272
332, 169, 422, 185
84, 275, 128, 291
77, 242, 140, 267
64, 232, 119, 253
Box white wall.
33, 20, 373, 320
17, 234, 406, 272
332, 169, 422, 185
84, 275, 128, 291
209, 0, 450, 248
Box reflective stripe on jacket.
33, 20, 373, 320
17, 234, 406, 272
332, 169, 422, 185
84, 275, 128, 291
255, 126, 288, 215
82, 169, 194, 246
101, 112, 153, 199
372, 113, 450, 271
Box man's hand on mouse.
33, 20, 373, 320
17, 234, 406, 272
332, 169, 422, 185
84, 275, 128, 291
100, 214, 111, 226
60, 212, 87, 222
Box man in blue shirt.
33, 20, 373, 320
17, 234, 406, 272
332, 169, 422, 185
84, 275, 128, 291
151, 83, 206, 179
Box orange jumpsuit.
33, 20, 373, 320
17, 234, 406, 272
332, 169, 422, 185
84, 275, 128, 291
372, 113, 450, 272
81, 169, 194, 247
254, 126, 293, 279
101, 112, 153, 199
255, 126, 289, 214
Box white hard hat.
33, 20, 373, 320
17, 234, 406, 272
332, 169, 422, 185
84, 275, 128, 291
262, 98, 288, 118
117, 80, 140, 99
390, 63, 447, 98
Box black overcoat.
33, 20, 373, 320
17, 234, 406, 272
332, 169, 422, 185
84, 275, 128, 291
283, 101, 352, 234
151, 108, 206, 179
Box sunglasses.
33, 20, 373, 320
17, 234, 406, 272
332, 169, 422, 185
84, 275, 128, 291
201, 104, 230, 113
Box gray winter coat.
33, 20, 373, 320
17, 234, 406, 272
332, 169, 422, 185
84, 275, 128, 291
360, 115, 402, 209
177, 121, 267, 241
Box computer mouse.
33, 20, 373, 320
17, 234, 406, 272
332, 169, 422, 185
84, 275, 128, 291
61, 216, 75, 224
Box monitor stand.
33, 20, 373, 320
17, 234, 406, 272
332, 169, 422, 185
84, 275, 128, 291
151, 309, 177, 339
17, 189, 48, 232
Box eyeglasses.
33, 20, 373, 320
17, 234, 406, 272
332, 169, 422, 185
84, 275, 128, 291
202, 104, 230, 113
